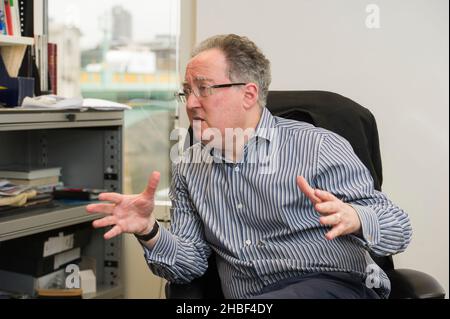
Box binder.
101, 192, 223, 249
0, 53, 34, 107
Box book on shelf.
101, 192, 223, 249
5, 175, 59, 186
0, 0, 7, 35
47, 43, 57, 95
3, 0, 12, 36
1, 0, 21, 36
0, 166, 61, 180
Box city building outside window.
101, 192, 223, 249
48, 0, 180, 199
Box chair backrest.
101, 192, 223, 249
266, 90, 393, 270
266, 90, 383, 191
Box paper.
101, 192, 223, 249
80, 269, 97, 294
0, 183, 32, 196
20, 95, 131, 111
43, 232, 74, 257
0, 180, 10, 188
54, 248, 81, 269
21, 95, 83, 109
82, 98, 131, 110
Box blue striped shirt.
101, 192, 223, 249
143, 107, 412, 299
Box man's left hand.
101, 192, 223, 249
297, 176, 362, 240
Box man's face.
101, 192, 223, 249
184, 49, 245, 144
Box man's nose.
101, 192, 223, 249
186, 93, 201, 110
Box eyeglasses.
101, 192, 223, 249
175, 82, 246, 103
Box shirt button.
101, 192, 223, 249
237, 203, 243, 209
234, 166, 240, 173
245, 239, 251, 246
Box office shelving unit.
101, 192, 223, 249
0, 109, 124, 298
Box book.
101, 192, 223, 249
0, 166, 61, 180
3, 0, 12, 36
0, 0, 7, 35
10, 0, 20, 36
6, 175, 59, 186
47, 43, 57, 95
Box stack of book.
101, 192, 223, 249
0, 165, 61, 189
0, 166, 62, 211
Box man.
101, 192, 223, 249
86, 34, 412, 299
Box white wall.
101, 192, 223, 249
196, 0, 449, 296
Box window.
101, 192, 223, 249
48, 0, 180, 199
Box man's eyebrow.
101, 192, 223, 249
182, 77, 213, 87
194, 76, 213, 82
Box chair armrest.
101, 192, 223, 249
387, 268, 446, 299
165, 256, 224, 299
165, 278, 207, 299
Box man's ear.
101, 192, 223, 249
242, 83, 259, 110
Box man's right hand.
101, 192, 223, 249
86, 171, 161, 240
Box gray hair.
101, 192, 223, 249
191, 34, 271, 108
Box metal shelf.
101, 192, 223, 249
0, 202, 103, 242
0, 109, 124, 298
0, 109, 124, 131
0, 35, 34, 46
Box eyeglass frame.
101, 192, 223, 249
175, 82, 247, 103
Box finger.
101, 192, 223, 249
314, 189, 337, 202
92, 215, 117, 229
142, 171, 161, 200
297, 176, 322, 204
98, 192, 123, 204
104, 225, 123, 240
86, 203, 115, 215
325, 223, 347, 240
315, 201, 341, 215
319, 213, 342, 226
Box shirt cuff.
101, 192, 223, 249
350, 204, 380, 248
142, 226, 177, 266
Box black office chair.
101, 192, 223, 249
166, 90, 445, 299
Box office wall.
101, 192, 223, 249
196, 0, 449, 295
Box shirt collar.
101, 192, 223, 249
254, 107, 276, 142
209, 107, 276, 163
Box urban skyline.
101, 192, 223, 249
49, 0, 179, 50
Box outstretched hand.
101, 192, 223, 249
296, 176, 361, 240
86, 171, 161, 239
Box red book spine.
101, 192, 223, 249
4, 0, 12, 35
48, 43, 58, 95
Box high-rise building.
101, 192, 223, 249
112, 6, 132, 45
49, 24, 82, 97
